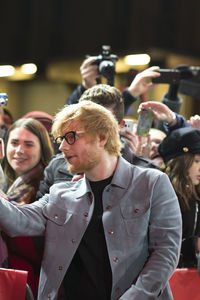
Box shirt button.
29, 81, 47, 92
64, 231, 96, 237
106, 205, 112, 210
113, 257, 118, 262
84, 212, 88, 217
134, 209, 140, 213
53, 214, 58, 219
58, 266, 63, 270
108, 229, 114, 234
71, 239, 76, 243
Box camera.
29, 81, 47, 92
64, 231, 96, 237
152, 65, 200, 98
92, 45, 118, 86
152, 69, 181, 84
178, 66, 200, 98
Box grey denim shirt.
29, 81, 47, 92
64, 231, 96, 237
0, 156, 182, 300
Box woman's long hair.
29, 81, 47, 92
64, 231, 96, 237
1, 118, 53, 188
164, 153, 200, 210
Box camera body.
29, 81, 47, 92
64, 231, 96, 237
152, 65, 200, 98
92, 45, 118, 86
152, 69, 181, 84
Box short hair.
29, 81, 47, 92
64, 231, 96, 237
52, 100, 122, 156
79, 84, 124, 124
2, 118, 54, 185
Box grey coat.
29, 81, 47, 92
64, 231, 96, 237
0, 157, 182, 300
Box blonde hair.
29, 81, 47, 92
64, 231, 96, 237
52, 100, 122, 156
149, 128, 166, 140
79, 84, 124, 124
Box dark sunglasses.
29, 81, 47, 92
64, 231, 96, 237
55, 131, 84, 145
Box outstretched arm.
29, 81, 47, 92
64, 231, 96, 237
127, 66, 160, 98
138, 100, 191, 132
123, 66, 161, 114
138, 101, 177, 125
0, 194, 48, 237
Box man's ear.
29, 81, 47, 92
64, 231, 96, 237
99, 133, 108, 147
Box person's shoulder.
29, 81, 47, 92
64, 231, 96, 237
129, 158, 162, 175
130, 161, 166, 187
117, 157, 165, 188
119, 155, 162, 174
132, 154, 159, 169
51, 152, 65, 162
49, 178, 83, 195
47, 153, 65, 167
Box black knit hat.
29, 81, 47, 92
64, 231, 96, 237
158, 127, 200, 163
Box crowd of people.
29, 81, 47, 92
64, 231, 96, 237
0, 54, 199, 299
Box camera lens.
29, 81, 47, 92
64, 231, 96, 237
99, 60, 115, 77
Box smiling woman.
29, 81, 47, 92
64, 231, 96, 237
2, 118, 53, 192
0, 117, 53, 298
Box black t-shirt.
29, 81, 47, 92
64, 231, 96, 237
63, 176, 113, 300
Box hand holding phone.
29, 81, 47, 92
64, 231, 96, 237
137, 109, 154, 137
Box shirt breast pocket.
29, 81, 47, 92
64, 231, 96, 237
42, 204, 72, 241
120, 202, 150, 237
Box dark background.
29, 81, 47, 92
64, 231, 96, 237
1, 0, 200, 68
1, 0, 200, 121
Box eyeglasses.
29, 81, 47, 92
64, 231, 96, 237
55, 131, 84, 145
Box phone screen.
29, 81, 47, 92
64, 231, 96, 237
137, 109, 154, 137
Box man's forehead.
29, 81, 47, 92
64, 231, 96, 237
61, 121, 83, 135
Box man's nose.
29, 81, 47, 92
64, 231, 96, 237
59, 139, 70, 152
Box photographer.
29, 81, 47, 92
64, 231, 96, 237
66, 55, 161, 114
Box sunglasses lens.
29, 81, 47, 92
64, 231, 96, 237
65, 132, 76, 145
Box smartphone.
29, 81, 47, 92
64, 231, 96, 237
137, 109, 154, 137
152, 69, 180, 84
0, 138, 5, 159
122, 119, 134, 132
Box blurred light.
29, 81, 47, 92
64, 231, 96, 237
0, 65, 15, 77
20, 63, 37, 74
124, 54, 151, 66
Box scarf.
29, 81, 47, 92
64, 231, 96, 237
6, 163, 44, 205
